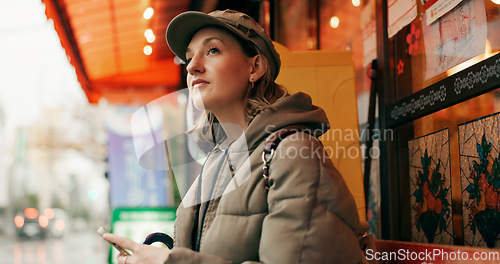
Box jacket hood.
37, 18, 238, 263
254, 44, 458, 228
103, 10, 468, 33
245, 92, 330, 151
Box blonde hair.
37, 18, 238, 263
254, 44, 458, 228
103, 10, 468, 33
189, 38, 287, 144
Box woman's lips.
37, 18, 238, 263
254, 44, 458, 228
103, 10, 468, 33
192, 79, 209, 89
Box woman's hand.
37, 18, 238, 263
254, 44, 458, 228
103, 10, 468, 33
103, 233, 170, 264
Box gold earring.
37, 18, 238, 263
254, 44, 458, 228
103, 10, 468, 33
251, 82, 254, 89
250, 76, 254, 89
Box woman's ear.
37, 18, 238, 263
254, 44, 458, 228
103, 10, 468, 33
249, 55, 266, 82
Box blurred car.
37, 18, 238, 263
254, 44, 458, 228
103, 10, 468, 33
46, 208, 71, 238
14, 208, 71, 239
15, 208, 46, 239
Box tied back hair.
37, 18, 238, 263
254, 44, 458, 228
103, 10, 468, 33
188, 27, 287, 144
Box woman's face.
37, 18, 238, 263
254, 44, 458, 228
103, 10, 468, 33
185, 27, 254, 115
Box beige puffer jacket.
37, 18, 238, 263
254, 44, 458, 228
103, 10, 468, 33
166, 92, 363, 264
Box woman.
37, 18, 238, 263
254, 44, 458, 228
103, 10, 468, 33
104, 9, 364, 264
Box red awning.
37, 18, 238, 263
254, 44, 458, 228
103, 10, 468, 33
42, 0, 189, 104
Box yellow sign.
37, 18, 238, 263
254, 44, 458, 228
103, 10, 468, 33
275, 43, 366, 220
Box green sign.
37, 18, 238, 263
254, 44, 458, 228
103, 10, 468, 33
108, 207, 176, 264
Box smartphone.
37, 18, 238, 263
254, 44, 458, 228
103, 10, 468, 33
97, 226, 131, 256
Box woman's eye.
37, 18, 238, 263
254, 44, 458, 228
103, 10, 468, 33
208, 47, 219, 55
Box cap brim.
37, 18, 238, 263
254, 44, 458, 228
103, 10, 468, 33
166, 11, 245, 63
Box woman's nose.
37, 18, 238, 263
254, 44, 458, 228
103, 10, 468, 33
186, 55, 204, 75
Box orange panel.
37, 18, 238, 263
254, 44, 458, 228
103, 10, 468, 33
71, 15, 113, 31
65, 1, 109, 17
77, 35, 114, 51
120, 49, 148, 73
85, 54, 118, 78
43, 0, 187, 104
114, 4, 145, 18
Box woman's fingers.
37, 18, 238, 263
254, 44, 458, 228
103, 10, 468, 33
103, 233, 138, 252
118, 255, 128, 264
117, 252, 133, 264
105, 234, 170, 264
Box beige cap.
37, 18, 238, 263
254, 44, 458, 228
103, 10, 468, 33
166, 9, 281, 79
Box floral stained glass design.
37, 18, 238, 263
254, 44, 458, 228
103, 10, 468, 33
459, 113, 500, 248
397, 60, 404, 75
406, 23, 421, 56
409, 129, 453, 244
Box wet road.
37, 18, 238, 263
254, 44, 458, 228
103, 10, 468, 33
0, 230, 109, 264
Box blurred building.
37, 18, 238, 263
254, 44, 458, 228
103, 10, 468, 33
0, 99, 7, 236
25, 105, 109, 229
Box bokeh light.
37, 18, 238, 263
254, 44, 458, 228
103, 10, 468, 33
143, 7, 154, 19
144, 45, 153, 55
330, 16, 340, 28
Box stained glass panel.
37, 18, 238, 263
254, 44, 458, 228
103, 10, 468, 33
408, 129, 453, 244
459, 112, 500, 248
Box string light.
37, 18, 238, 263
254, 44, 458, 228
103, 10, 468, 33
144, 29, 155, 43
352, 0, 361, 7
143, 45, 153, 55
143, 7, 154, 19
146, 35, 155, 43
330, 16, 340, 28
